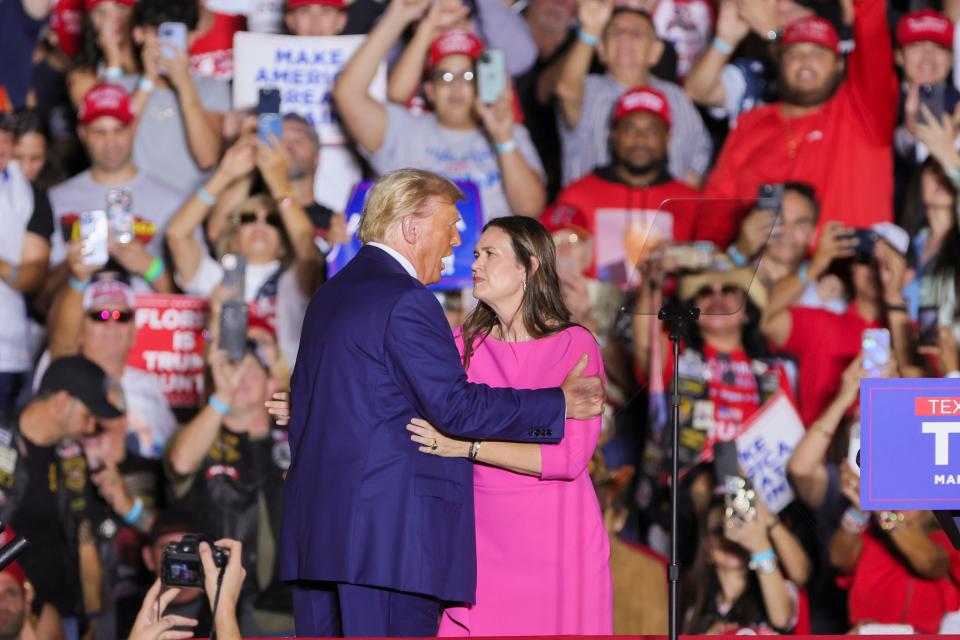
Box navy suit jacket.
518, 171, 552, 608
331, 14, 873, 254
280, 245, 566, 603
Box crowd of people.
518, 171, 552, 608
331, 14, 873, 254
1, 0, 960, 635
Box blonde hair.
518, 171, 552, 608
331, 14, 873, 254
357, 169, 464, 244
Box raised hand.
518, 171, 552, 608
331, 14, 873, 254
386, 0, 433, 25
735, 208, 776, 259
128, 580, 197, 640
716, 0, 750, 46
475, 87, 515, 146
578, 0, 614, 39
809, 221, 856, 279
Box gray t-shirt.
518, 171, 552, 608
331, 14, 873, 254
118, 74, 231, 198
559, 73, 712, 187
48, 170, 186, 287
364, 103, 544, 221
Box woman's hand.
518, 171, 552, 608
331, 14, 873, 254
475, 87, 515, 147
109, 239, 154, 276
724, 513, 771, 554
67, 238, 101, 282
256, 138, 294, 198
215, 138, 257, 185
406, 418, 471, 457
128, 579, 197, 640
265, 391, 290, 426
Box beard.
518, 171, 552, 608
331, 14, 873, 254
612, 148, 665, 177
777, 68, 843, 107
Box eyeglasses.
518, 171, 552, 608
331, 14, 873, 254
694, 284, 741, 299
431, 69, 475, 85
238, 212, 282, 228
87, 309, 134, 323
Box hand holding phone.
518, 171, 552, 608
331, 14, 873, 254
78, 210, 109, 267
258, 113, 283, 147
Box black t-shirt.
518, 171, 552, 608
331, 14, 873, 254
26, 185, 54, 241
10, 435, 84, 617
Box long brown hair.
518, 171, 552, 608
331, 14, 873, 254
460, 216, 578, 370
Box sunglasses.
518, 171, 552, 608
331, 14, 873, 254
87, 309, 134, 323
431, 69, 475, 84
694, 284, 741, 299
238, 212, 282, 228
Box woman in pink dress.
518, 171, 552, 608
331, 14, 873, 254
406, 216, 612, 636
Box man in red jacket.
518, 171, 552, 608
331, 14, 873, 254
553, 86, 725, 285
704, 1, 898, 246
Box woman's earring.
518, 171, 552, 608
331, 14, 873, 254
522, 280, 527, 292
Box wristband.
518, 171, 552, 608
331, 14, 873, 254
143, 257, 164, 283
69, 276, 89, 293
577, 28, 599, 46
797, 261, 809, 287
885, 303, 908, 313
102, 66, 123, 80
748, 549, 778, 574
4, 265, 18, 286
468, 440, 482, 461
712, 36, 734, 55
197, 185, 216, 206
727, 244, 748, 266
123, 497, 144, 525
208, 395, 230, 415
495, 139, 516, 155
138, 77, 155, 93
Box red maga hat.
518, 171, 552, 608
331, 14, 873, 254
540, 203, 591, 238
79, 83, 135, 126
782, 17, 841, 54
897, 9, 953, 50
286, 0, 347, 10
427, 30, 485, 70
613, 86, 671, 128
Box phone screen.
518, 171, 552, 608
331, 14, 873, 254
862, 328, 891, 377
258, 113, 283, 147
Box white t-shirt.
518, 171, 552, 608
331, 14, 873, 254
364, 103, 545, 222
48, 170, 186, 291
177, 255, 309, 368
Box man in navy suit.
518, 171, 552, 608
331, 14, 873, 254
280, 169, 605, 637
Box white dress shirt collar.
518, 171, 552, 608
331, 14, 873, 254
368, 242, 418, 280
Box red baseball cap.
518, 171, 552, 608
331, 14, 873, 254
0, 563, 26, 590
51, 0, 84, 57
540, 203, 591, 238
612, 87, 671, 128
79, 83, 135, 126
286, 0, 346, 10
427, 30, 485, 70
84, 0, 134, 11
897, 9, 953, 50
782, 17, 841, 53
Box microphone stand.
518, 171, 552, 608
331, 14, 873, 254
657, 303, 700, 640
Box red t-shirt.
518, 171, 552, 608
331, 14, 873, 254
782, 303, 881, 426
702, 0, 897, 247
554, 167, 728, 279
190, 12, 246, 80
847, 529, 960, 633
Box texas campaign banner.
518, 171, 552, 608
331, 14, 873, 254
327, 180, 485, 291
126, 295, 208, 409
860, 378, 960, 510
232, 32, 386, 145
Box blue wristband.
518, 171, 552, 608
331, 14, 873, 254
712, 36, 734, 55
69, 277, 89, 293
750, 549, 776, 564
123, 497, 144, 525
577, 28, 599, 46
797, 261, 810, 286
728, 245, 748, 266
208, 394, 230, 415
197, 185, 216, 206
495, 139, 516, 155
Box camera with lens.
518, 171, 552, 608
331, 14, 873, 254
161, 534, 229, 588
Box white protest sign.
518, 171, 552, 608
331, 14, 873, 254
232, 32, 386, 146
735, 392, 805, 514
